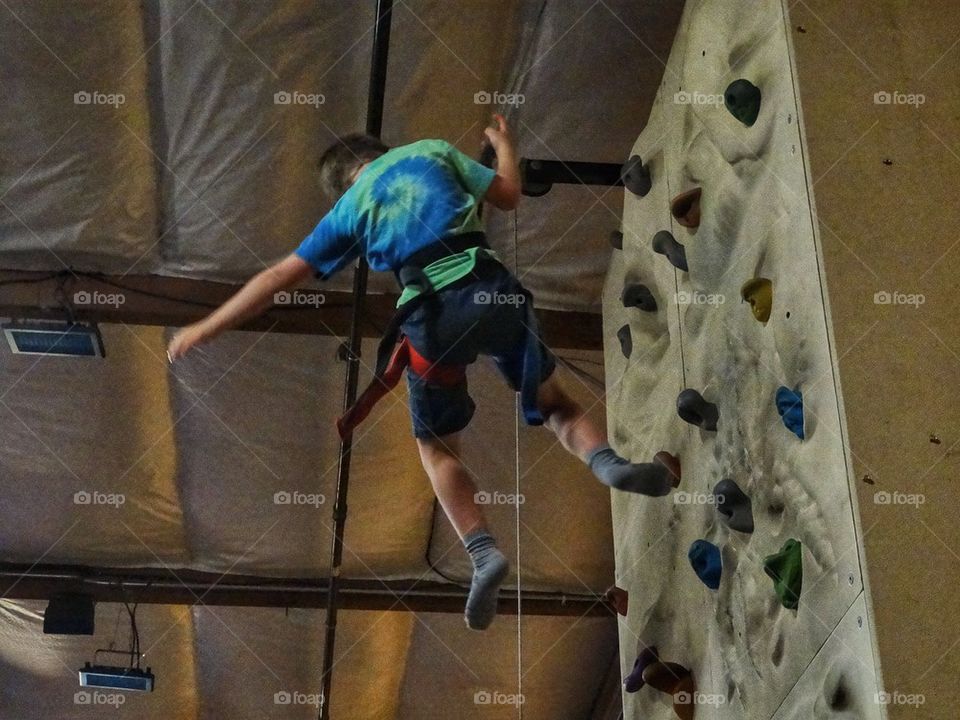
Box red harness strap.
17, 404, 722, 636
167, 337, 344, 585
336, 337, 466, 439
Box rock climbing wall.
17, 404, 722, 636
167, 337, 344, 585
604, 1, 885, 718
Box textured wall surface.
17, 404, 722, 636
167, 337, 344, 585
604, 1, 884, 717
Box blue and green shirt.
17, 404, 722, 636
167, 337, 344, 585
295, 139, 497, 279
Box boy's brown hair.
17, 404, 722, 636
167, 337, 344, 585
318, 133, 389, 200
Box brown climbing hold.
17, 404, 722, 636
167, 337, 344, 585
741, 277, 773, 323
641, 661, 696, 720
670, 188, 702, 229
654, 451, 682, 488
604, 585, 628, 616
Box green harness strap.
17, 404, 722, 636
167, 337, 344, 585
396, 246, 499, 308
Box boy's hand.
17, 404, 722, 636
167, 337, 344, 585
167, 322, 207, 363
483, 113, 513, 153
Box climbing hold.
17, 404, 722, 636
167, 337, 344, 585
621, 283, 657, 312
617, 325, 632, 359
670, 187, 702, 228
775, 386, 805, 439
621, 155, 652, 196
652, 231, 688, 272
676, 388, 719, 431
741, 277, 773, 323
713, 479, 754, 534
604, 585, 629, 616
725, 79, 762, 126
764, 539, 803, 610
688, 540, 722, 590
653, 451, 682, 488
623, 645, 659, 692
609, 230, 624, 250
641, 661, 696, 720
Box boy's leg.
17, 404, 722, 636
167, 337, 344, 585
416, 433, 508, 631
536, 372, 679, 496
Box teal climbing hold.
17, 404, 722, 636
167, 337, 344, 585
775, 386, 804, 439
764, 539, 803, 610
725, 79, 762, 126
688, 540, 722, 590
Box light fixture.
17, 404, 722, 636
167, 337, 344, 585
3, 320, 105, 357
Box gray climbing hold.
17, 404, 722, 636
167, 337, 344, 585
621, 283, 657, 312
617, 325, 632, 358
713, 479, 754, 534
725, 79, 762, 126
677, 388, 718, 431
609, 230, 623, 250
670, 188, 702, 229
652, 231, 688, 272
621, 155, 652, 196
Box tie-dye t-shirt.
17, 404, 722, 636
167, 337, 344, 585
295, 139, 497, 279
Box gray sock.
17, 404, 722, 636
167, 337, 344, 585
586, 444, 674, 496
463, 529, 509, 631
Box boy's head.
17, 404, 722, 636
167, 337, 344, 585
318, 133, 389, 200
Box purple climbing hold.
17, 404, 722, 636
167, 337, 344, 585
776, 386, 804, 439
621, 283, 657, 312
621, 155, 652, 197
652, 231, 688, 272
624, 645, 659, 693
688, 540, 722, 590
617, 325, 632, 359
677, 388, 719, 431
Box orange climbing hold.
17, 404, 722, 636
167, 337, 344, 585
670, 187, 702, 229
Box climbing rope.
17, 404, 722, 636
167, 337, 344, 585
513, 203, 524, 720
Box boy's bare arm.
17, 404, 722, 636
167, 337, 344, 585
166, 254, 313, 361
483, 114, 522, 211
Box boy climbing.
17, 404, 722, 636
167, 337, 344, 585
166, 115, 680, 630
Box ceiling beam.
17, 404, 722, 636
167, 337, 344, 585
0, 563, 615, 618
0, 269, 602, 350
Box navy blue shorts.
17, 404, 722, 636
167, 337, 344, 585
401, 258, 556, 439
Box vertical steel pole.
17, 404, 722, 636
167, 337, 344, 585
319, 1, 393, 718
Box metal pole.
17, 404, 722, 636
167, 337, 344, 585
319, 1, 393, 717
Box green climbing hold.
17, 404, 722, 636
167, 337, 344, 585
764, 539, 803, 610
725, 79, 762, 126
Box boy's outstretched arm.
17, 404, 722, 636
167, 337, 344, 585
483, 114, 522, 211
166, 254, 313, 361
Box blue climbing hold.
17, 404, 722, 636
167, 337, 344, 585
688, 540, 722, 590
776, 386, 804, 440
